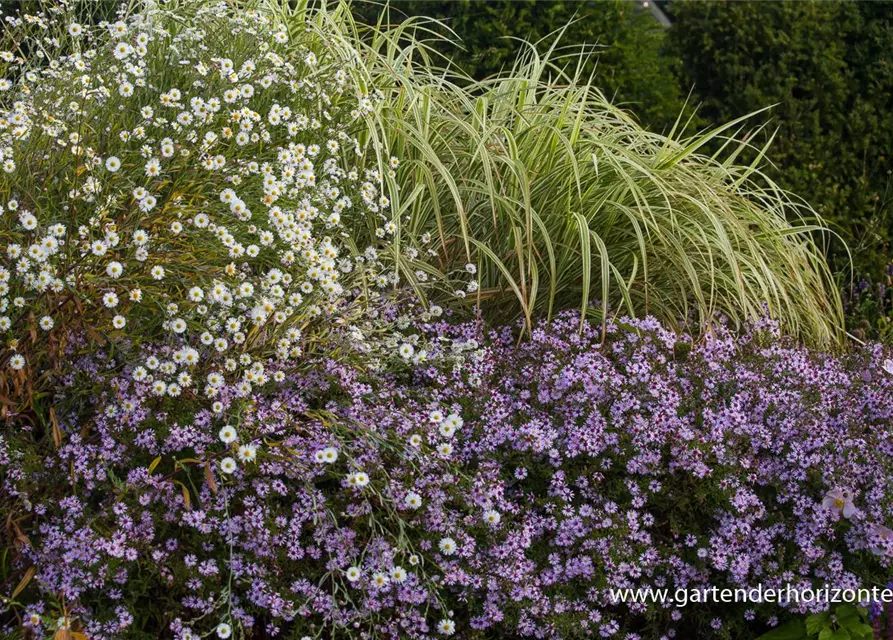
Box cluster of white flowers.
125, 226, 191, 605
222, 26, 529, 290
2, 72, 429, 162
427, 409, 463, 458
215, 423, 257, 474
0, 4, 402, 392
344, 560, 417, 588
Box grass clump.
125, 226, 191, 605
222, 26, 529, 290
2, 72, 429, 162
291, 3, 845, 345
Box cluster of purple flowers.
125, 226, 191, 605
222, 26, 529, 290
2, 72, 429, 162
3, 312, 893, 639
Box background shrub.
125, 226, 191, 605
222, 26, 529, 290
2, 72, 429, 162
666, 0, 893, 278
351, 0, 687, 130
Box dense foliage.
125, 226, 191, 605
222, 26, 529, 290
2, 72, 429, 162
0, 1, 890, 639
7, 309, 893, 639
350, 0, 687, 130
346, 8, 843, 346
667, 1, 893, 278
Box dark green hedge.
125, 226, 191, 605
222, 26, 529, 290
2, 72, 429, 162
352, 0, 688, 130
666, 0, 893, 276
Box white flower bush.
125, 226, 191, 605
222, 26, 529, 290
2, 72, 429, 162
0, 1, 410, 407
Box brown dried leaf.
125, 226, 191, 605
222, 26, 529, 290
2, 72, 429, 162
10, 565, 35, 599
204, 461, 217, 495
49, 407, 62, 449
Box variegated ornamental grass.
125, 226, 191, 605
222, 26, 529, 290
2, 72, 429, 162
307, 5, 845, 346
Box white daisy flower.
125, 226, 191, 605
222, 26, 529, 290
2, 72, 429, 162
438, 537, 457, 555
404, 491, 422, 510
389, 566, 407, 583
444, 413, 464, 430
483, 509, 501, 526
437, 620, 455, 636
236, 444, 257, 463
349, 472, 369, 488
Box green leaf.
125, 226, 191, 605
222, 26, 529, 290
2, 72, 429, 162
806, 612, 832, 635
846, 623, 875, 640
834, 604, 860, 623
754, 619, 807, 640
818, 628, 850, 640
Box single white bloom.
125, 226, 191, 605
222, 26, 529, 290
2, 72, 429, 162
404, 491, 422, 510
236, 444, 257, 463
218, 426, 237, 444
106, 261, 123, 278
390, 566, 408, 583
220, 457, 238, 474
437, 619, 456, 636
438, 537, 457, 555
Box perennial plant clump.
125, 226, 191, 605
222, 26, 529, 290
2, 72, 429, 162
0, 0, 463, 414
5, 309, 893, 639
